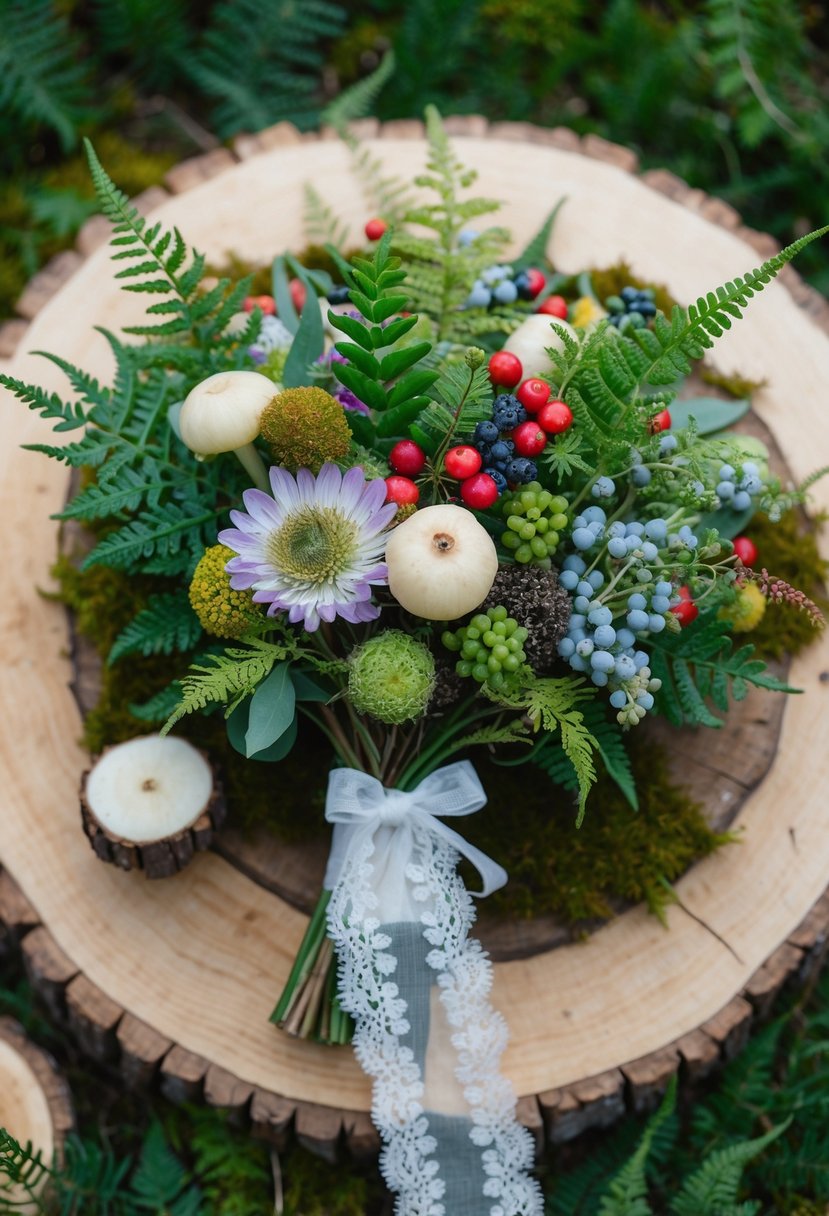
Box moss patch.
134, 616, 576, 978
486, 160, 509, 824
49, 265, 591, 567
743, 510, 829, 660
586, 260, 678, 315
465, 742, 728, 925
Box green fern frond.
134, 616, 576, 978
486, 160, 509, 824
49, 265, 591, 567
409, 355, 492, 455
129, 681, 185, 723
0, 1127, 52, 1199
188, 0, 345, 138
649, 617, 797, 728
82, 502, 223, 576
323, 51, 395, 130
302, 183, 350, 249
598, 1077, 678, 1215
162, 638, 294, 732
128, 1121, 202, 1215
0, 0, 94, 150
92, 0, 193, 92
108, 593, 202, 665
669, 1119, 789, 1216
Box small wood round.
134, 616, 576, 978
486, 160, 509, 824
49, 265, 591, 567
0, 1016, 75, 1194
80, 739, 226, 879
2, 119, 829, 1157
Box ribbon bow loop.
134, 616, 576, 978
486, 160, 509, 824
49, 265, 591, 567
325, 761, 507, 897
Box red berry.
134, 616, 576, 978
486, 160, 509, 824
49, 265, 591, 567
651, 408, 672, 433
526, 268, 545, 299
385, 476, 419, 506
389, 439, 426, 477
537, 399, 573, 434
670, 586, 699, 627
444, 445, 482, 479
243, 294, 276, 315
537, 295, 568, 319
460, 473, 499, 509
512, 420, 547, 457
488, 351, 523, 388
516, 378, 550, 413
289, 278, 307, 313
365, 218, 387, 241
733, 536, 758, 566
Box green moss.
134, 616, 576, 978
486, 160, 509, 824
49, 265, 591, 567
587, 260, 678, 316
464, 741, 728, 924
701, 367, 767, 398
743, 510, 829, 660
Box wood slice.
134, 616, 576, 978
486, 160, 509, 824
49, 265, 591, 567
2, 121, 829, 1159
0, 1017, 74, 1203
80, 738, 226, 878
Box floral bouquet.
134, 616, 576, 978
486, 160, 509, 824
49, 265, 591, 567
5, 107, 826, 1215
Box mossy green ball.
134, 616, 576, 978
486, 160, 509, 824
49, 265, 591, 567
348, 630, 435, 725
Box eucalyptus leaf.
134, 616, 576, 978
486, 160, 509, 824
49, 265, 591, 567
167, 400, 183, 441
227, 698, 298, 762
244, 662, 296, 757
291, 670, 332, 701
271, 255, 299, 335
282, 289, 325, 387
670, 396, 750, 434
512, 196, 566, 271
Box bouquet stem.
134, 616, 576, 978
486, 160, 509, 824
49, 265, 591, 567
270, 889, 353, 1045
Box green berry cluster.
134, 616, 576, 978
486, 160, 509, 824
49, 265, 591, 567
442, 606, 528, 690
499, 483, 569, 566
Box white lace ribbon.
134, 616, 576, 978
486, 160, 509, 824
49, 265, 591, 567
325, 762, 542, 1216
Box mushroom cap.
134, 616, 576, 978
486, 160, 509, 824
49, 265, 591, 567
179, 370, 276, 455
503, 314, 577, 380
85, 735, 214, 844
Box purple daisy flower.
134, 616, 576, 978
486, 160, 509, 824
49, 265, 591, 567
218, 463, 397, 633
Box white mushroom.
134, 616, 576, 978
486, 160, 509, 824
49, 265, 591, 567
385, 504, 498, 620
179, 370, 276, 491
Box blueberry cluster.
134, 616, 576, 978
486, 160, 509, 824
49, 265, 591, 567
499, 484, 569, 565
462, 241, 538, 309
556, 554, 665, 721
327, 284, 352, 305
715, 460, 765, 512
605, 285, 657, 332
442, 607, 529, 691
472, 394, 536, 490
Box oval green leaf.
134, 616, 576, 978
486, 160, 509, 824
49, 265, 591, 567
670, 396, 750, 435
244, 662, 296, 758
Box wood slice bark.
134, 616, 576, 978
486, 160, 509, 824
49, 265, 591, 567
1, 120, 829, 1163
0, 1016, 75, 1192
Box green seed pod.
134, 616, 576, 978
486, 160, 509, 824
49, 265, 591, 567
348, 630, 435, 725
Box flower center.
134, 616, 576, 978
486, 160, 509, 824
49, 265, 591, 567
267, 506, 358, 585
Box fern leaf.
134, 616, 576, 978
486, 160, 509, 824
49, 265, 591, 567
0, 1127, 52, 1197
128, 1121, 203, 1215
0, 0, 93, 150
513, 196, 566, 271
302, 182, 350, 249
649, 618, 797, 728
669, 1120, 789, 1216
322, 51, 395, 129
162, 639, 292, 732
129, 681, 185, 723
108, 593, 202, 665
82, 502, 222, 574
599, 1078, 677, 1216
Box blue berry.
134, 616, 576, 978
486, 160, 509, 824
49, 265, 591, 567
717, 480, 735, 499
632, 466, 652, 487
594, 624, 617, 648
615, 628, 636, 648
719, 464, 736, 480
614, 655, 636, 681
572, 527, 596, 550
558, 637, 576, 657
659, 434, 678, 455
588, 605, 613, 628
592, 476, 616, 499
587, 570, 605, 590
563, 555, 587, 574
494, 279, 518, 304
592, 671, 609, 687
559, 570, 579, 591
626, 522, 645, 536
627, 609, 650, 632
733, 490, 751, 510
466, 284, 491, 308
574, 595, 592, 613
608, 537, 628, 559
591, 651, 616, 673
636, 692, 655, 711
576, 638, 594, 657
483, 467, 507, 494
651, 595, 671, 614
641, 541, 659, 562
627, 593, 647, 610
644, 519, 667, 542
491, 440, 513, 461
576, 580, 594, 598
609, 690, 627, 709
458, 229, 478, 247
648, 614, 666, 633
582, 506, 607, 524
475, 420, 500, 445
608, 521, 627, 538
506, 457, 537, 483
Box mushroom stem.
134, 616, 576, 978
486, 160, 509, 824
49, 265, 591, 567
234, 441, 270, 492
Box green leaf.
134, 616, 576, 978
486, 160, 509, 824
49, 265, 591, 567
227, 697, 298, 762
281, 288, 324, 387
271, 254, 299, 334
244, 661, 296, 757
291, 670, 332, 701
668, 396, 750, 434
378, 341, 432, 381
513, 196, 566, 271
108, 594, 202, 665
